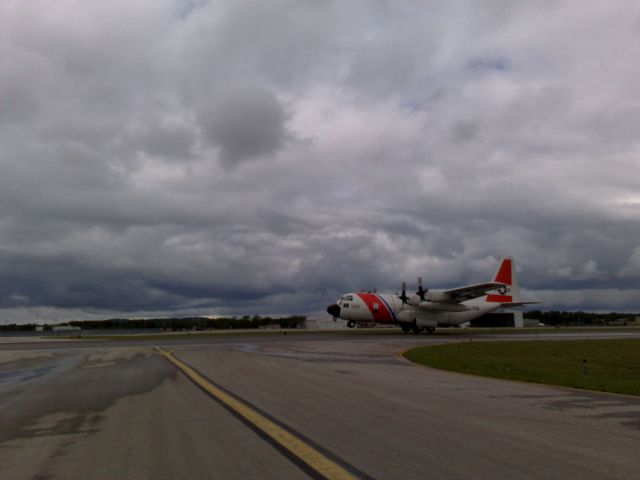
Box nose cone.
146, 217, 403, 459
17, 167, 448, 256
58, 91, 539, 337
327, 303, 341, 318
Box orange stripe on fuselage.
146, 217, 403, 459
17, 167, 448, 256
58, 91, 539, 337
356, 293, 394, 323
486, 294, 512, 303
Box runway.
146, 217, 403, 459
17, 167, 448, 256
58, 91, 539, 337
1, 331, 639, 479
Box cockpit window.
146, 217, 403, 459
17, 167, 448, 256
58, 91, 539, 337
339, 295, 354, 306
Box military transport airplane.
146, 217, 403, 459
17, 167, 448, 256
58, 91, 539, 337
326, 256, 537, 333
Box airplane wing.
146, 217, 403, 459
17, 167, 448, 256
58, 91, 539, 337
441, 282, 507, 302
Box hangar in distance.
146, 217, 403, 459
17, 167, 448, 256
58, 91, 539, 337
326, 256, 538, 333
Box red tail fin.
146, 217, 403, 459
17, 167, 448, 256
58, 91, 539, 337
486, 257, 518, 303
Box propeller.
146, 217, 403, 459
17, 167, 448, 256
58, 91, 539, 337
398, 281, 408, 305
416, 277, 427, 302
399, 278, 428, 305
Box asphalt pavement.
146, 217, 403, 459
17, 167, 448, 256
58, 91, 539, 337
1, 331, 639, 479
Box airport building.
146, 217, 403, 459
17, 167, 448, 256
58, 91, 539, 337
470, 310, 524, 328
303, 317, 348, 329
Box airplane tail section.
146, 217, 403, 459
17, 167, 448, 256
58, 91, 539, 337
485, 256, 521, 303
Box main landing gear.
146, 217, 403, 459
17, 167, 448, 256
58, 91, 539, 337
400, 322, 436, 334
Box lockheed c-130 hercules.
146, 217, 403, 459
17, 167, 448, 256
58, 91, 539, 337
326, 256, 537, 333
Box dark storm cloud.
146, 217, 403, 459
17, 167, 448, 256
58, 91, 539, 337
1, 1, 640, 323
198, 86, 290, 167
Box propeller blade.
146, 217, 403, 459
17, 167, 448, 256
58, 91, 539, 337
417, 277, 425, 301
399, 281, 408, 304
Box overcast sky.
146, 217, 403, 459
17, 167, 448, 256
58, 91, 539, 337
1, 1, 640, 323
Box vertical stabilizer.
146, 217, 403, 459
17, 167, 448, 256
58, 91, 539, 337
485, 256, 521, 303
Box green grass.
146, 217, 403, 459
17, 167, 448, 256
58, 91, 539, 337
404, 339, 640, 396
443, 326, 640, 335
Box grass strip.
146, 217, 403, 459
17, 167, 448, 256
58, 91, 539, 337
404, 339, 640, 396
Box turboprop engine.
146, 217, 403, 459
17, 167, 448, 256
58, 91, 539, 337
425, 291, 451, 302
399, 279, 469, 310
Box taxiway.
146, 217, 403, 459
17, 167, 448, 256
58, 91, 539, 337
1, 331, 639, 479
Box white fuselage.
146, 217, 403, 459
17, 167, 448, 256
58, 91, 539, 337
335, 292, 500, 328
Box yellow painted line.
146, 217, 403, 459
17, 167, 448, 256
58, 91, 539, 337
156, 348, 357, 480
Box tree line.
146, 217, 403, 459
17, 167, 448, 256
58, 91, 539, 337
2, 311, 638, 332
526, 310, 638, 326
0, 315, 307, 331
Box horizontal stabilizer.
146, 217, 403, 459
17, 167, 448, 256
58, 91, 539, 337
499, 301, 540, 308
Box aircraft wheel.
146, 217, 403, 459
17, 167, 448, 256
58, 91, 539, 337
347, 321, 356, 328
401, 324, 411, 333
425, 327, 435, 334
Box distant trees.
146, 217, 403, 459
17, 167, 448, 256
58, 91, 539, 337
526, 311, 636, 326
2, 311, 636, 332
0, 315, 307, 331
0, 323, 39, 331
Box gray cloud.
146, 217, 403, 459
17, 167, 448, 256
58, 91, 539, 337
1, 1, 640, 324
198, 86, 290, 167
